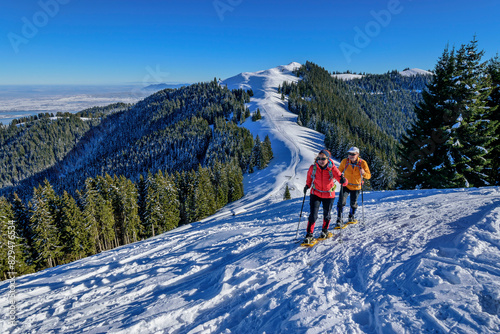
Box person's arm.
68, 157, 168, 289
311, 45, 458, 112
361, 159, 371, 180
333, 165, 348, 186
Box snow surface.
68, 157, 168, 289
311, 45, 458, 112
2, 62, 500, 334
331, 68, 433, 81
331, 73, 364, 81
399, 68, 433, 77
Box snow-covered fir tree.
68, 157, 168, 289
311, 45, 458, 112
30, 180, 62, 268
398, 38, 497, 188
486, 54, 500, 184
398, 47, 458, 189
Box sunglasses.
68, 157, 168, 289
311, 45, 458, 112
316, 157, 328, 161
348, 153, 357, 156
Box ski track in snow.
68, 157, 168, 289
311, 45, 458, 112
1, 63, 500, 334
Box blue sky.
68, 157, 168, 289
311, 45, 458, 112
1, 0, 499, 85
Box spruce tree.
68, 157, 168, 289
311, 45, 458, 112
30, 181, 61, 268
97, 197, 117, 250
113, 175, 141, 245
162, 173, 180, 232
59, 191, 86, 261
486, 55, 500, 184
144, 171, 159, 237
12, 193, 34, 268
194, 165, 216, 221
0, 197, 32, 279
446, 38, 495, 187
283, 184, 291, 200
262, 135, 273, 167
81, 178, 116, 253
398, 38, 496, 188
397, 47, 457, 189
145, 171, 180, 236
251, 136, 262, 169
80, 180, 99, 254
227, 158, 244, 202
212, 160, 229, 208
137, 174, 148, 232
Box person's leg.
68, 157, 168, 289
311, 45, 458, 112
322, 196, 335, 232
307, 194, 321, 235
336, 187, 349, 223
349, 190, 360, 221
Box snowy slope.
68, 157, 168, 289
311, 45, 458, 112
332, 68, 433, 81
399, 68, 433, 77
331, 73, 364, 80
1, 63, 500, 334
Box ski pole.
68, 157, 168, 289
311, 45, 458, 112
361, 177, 365, 228
295, 191, 307, 240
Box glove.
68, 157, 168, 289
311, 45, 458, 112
303, 185, 309, 194
340, 176, 346, 185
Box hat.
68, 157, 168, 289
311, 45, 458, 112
319, 149, 331, 158
347, 147, 359, 154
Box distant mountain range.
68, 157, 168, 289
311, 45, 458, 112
142, 83, 190, 91
332, 68, 433, 80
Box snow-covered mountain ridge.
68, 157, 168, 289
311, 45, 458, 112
1, 63, 499, 334
332, 68, 433, 80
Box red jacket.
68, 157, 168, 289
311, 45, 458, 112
306, 159, 348, 198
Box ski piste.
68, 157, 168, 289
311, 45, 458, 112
300, 231, 335, 247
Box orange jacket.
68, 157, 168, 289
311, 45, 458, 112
306, 159, 348, 198
338, 157, 371, 191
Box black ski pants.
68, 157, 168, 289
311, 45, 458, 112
307, 194, 334, 234
337, 187, 360, 217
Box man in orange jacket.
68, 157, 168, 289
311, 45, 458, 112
303, 149, 348, 243
335, 147, 371, 227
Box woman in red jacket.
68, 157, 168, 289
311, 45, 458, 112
303, 149, 348, 243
